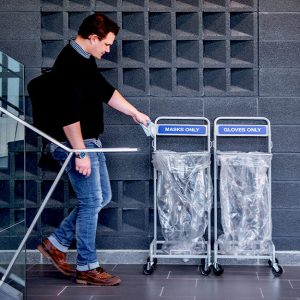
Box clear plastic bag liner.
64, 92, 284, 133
216, 151, 273, 255
152, 150, 212, 254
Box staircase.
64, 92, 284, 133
0, 50, 25, 300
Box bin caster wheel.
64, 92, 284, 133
200, 265, 211, 276
146, 257, 157, 268
200, 267, 211, 276
143, 257, 156, 275
268, 258, 283, 277
143, 264, 154, 275
268, 258, 278, 267
200, 259, 211, 276
143, 263, 154, 275
212, 263, 224, 276
272, 264, 283, 277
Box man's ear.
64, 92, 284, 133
88, 34, 98, 43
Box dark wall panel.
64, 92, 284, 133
259, 68, 300, 97
260, 42, 300, 68
258, 98, 300, 125
259, 13, 300, 40
0, 12, 40, 40
259, 0, 300, 12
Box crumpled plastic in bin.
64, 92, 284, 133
152, 150, 212, 255
216, 151, 273, 255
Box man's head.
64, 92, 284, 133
77, 13, 120, 59
78, 12, 119, 40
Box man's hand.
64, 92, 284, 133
63, 122, 91, 177
75, 156, 91, 176
132, 111, 150, 126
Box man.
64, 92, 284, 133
37, 13, 150, 286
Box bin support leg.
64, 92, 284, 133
0, 153, 73, 287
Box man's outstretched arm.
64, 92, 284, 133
108, 90, 150, 125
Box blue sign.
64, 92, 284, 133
157, 124, 207, 136
217, 125, 268, 136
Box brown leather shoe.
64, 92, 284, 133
76, 267, 121, 286
37, 239, 75, 277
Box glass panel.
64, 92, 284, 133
0, 51, 25, 299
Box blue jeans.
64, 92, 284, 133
48, 139, 111, 271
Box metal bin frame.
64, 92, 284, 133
144, 116, 212, 276
212, 116, 282, 277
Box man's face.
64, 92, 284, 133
92, 32, 116, 59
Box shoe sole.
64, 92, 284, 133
37, 245, 74, 277
75, 278, 121, 286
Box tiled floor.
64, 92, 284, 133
26, 264, 300, 300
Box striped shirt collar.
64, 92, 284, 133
70, 39, 91, 59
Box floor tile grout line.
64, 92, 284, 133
259, 287, 264, 298
57, 286, 67, 296
89, 296, 93, 300
26, 264, 36, 271
166, 277, 201, 281
62, 286, 114, 288
256, 272, 260, 280
111, 264, 118, 271
195, 278, 198, 288
159, 286, 164, 297
258, 278, 300, 282
289, 280, 294, 289
224, 271, 270, 274
167, 271, 171, 279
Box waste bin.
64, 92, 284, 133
212, 117, 282, 277
143, 117, 212, 276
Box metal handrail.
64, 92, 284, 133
0, 106, 138, 153
0, 96, 24, 115
0, 105, 139, 287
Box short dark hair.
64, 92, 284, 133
78, 12, 119, 40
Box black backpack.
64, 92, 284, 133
27, 71, 60, 171
27, 70, 56, 135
